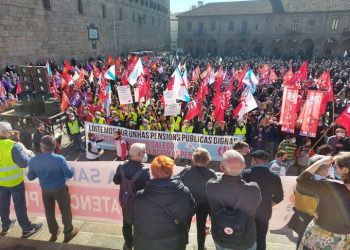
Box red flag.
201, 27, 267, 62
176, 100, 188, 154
260, 64, 270, 83
237, 65, 248, 91
283, 68, 294, 86
300, 90, 324, 138
192, 66, 200, 82
296, 102, 306, 124
99, 74, 108, 105
166, 77, 175, 91
214, 75, 223, 93
336, 105, 350, 136
200, 63, 212, 79
214, 65, 223, 79
291, 61, 308, 85
269, 69, 277, 83
279, 86, 299, 133
184, 99, 201, 121
16, 81, 22, 95
107, 55, 113, 66
64, 60, 72, 71
61, 92, 69, 111
93, 64, 101, 78
144, 54, 149, 62
75, 70, 85, 89
233, 102, 243, 118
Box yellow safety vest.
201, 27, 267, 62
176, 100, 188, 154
92, 117, 105, 124
139, 125, 151, 131
0, 139, 24, 187
203, 128, 216, 135
173, 116, 182, 131
166, 126, 175, 132
181, 126, 193, 133
67, 119, 80, 135
234, 126, 246, 136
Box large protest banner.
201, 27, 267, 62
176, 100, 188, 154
300, 90, 324, 138
280, 87, 299, 133
85, 122, 242, 161
22, 161, 297, 229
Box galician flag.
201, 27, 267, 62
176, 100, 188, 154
172, 64, 190, 102
105, 65, 116, 80
242, 69, 258, 93
128, 58, 144, 86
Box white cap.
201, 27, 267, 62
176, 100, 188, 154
0, 122, 12, 134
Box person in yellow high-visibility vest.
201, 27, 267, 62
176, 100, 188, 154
0, 122, 43, 237
139, 119, 151, 131
234, 120, 247, 140
66, 113, 85, 152
181, 120, 193, 133
92, 111, 106, 124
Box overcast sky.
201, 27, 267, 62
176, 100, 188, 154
171, 0, 249, 13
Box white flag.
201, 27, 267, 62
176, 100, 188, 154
344, 50, 348, 58
128, 58, 144, 86
238, 88, 258, 120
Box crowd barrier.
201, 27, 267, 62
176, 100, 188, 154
22, 161, 297, 230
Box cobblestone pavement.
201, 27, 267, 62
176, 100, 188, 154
1, 216, 296, 250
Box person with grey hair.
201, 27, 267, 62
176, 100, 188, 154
27, 135, 78, 243
0, 121, 43, 238
113, 143, 150, 250
206, 150, 262, 250
178, 147, 217, 250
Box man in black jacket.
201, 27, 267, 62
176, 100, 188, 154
113, 143, 150, 250
207, 149, 262, 250
241, 150, 284, 250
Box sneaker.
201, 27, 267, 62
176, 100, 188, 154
63, 227, 79, 243
21, 223, 43, 238
49, 227, 61, 242
123, 243, 132, 250
0, 219, 16, 236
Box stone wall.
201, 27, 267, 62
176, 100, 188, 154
0, 0, 170, 68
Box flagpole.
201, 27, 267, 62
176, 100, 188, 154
310, 122, 335, 151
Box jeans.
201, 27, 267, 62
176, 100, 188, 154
71, 133, 84, 151
255, 219, 269, 250
0, 182, 32, 232
215, 241, 257, 250
42, 186, 73, 235
196, 202, 211, 250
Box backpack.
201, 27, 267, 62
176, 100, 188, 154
211, 191, 248, 248
118, 165, 145, 210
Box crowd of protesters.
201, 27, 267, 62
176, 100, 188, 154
1, 52, 350, 250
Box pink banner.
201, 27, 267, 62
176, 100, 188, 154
279, 87, 299, 133
20, 162, 297, 228
300, 90, 324, 138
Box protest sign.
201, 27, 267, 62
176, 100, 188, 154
164, 103, 181, 117
280, 87, 298, 133
133, 87, 145, 103
85, 122, 242, 161
117, 85, 133, 105
163, 90, 176, 105
300, 90, 323, 137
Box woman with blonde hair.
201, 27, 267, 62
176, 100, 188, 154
125, 155, 195, 250
178, 148, 217, 250
297, 152, 350, 250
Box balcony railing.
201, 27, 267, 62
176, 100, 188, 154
194, 29, 206, 36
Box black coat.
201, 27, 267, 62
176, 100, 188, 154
241, 165, 284, 222
125, 178, 196, 250
113, 160, 150, 192
178, 165, 217, 203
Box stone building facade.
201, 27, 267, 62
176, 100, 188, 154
0, 0, 170, 68
177, 0, 350, 58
